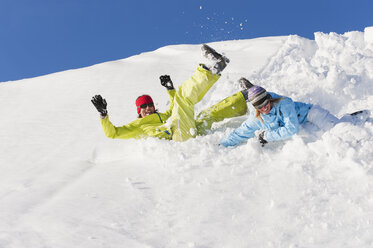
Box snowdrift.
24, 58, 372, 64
1, 27, 373, 247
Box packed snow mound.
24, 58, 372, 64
1, 28, 373, 248
254, 31, 373, 113
365, 26, 373, 47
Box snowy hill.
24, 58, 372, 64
1, 27, 373, 247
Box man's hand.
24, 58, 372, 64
160, 75, 174, 90
91, 95, 108, 117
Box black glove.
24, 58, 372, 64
258, 131, 268, 147
160, 75, 174, 90
91, 95, 108, 117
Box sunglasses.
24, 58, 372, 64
140, 103, 154, 109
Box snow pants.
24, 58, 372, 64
170, 65, 248, 141
195, 91, 248, 135
307, 105, 339, 131
307, 105, 369, 131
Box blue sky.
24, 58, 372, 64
1, 0, 372, 82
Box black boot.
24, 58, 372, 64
239, 77, 254, 90
239, 78, 255, 101
201, 44, 230, 74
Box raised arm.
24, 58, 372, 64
91, 95, 143, 139
91, 95, 108, 119
100, 116, 144, 139
160, 75, 176, 117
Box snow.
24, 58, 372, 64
1, 27, 373, 247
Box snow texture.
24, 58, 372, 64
1, 27, 373, 248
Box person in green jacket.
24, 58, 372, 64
91, 44, 249, 142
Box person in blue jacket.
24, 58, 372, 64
220, 78, 369, 147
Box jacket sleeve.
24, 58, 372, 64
163, 89, 176, 118
100, 115, 142, 139
220, 115, 260, 147
264, 99, 299, 141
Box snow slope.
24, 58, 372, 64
1, 28, 373, 248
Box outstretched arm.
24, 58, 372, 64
220, 115, 260, 147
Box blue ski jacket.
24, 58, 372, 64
220, 92, 312, 147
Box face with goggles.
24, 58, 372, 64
139, 102, 155, 117
136, 95, 156, 118
257, 101, 271, 114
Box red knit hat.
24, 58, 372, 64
135, 95, 154, 114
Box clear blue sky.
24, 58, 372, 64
1, 0, 372, 82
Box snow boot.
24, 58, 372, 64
201, 44, 230, 74
340, 110, 370, 125
238, 77, 255, 101
239, 77, 254, 90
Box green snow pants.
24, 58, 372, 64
170, 65, 248, 141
